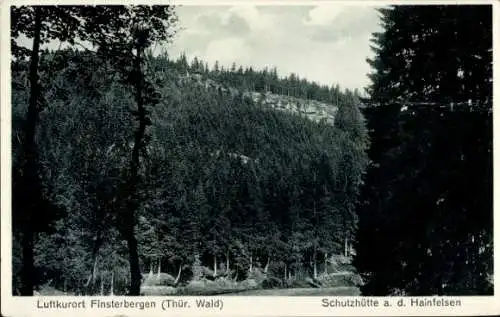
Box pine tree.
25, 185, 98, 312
356, 5, 492, 295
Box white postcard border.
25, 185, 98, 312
1, 0, 499, 316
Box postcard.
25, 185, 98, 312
1, 0, 498, 316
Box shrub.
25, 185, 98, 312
240, 278, 259, 290
262, 276, 282, 289
267, 261, 284, 277
327, 254, 354, 272
305, 277, 322, 288
287, 278, 310, 289
201, 266, 215, 279
316, 272, 362, 287
142, 273, 176, 286
345, 273, 363, 286
213, 276, 237, 288
248, 268, 266, 283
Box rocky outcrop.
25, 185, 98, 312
247, 91, 337, 125
177, 73, 338, 125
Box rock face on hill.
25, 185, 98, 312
247, 92, 337, 125
177, 73, 338, 125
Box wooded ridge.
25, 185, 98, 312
12, 47, 367, 296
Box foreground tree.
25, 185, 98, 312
34, 50, 133, 294
11, 5, 178, 296
11, 5, 98, 296
86, 6, 178, 295
356, 5, 493, 295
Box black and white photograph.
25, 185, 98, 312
2, 0, 495, 306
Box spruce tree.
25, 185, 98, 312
356, 5, 492, 295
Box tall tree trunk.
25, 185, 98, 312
264, 257, 270, 273
100, 275, 104, 295
125, 231, 141, 295
213, 255, 218, 277
110, 272, 114, 296
284, 264, 287, 281
174, 264, 182, 285
249, 255, 253, 272
344, 236, 348, 257
84, 256, 98, 294
85, 232, 102, 294
343, 172, 350, 258
312, 172, 318, 280
324, 253, 328, 275
313, 247, 318, 279
226, 251, 230, 272
19, 7, 43, 297
123, 35, 147, 296
149, 260, 153, 278
157, 257, 161, 278
20, 229, 34, 296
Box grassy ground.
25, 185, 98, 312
225, 286, 361, 296
37, 286, 360, 296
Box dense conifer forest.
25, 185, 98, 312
11, 11, 367, 294
9, 4, 493, 296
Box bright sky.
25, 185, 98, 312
165, 5, 383, 92
16, 4, 383, 92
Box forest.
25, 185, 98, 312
10, 5, 493, 296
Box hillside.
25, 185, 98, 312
177, 72, 338, 124
12, 49, 368, 296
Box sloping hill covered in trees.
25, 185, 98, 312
175, 72, 338, 124
11, 49, 368, 295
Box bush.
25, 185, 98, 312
248, 268, 266, 283
142, 273, 176, 286
286, 278, 311, 288
267, 261, 284, 277
262, 276, 283, 289
345, 273, 363, 287
240, 278, 259, 290
327, 254, 354, 272
158, 273, 177, 286
201, 266, 215, 279
305, 277, 322, 288
213, 276, 237, 288
317, 272, 362, 287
